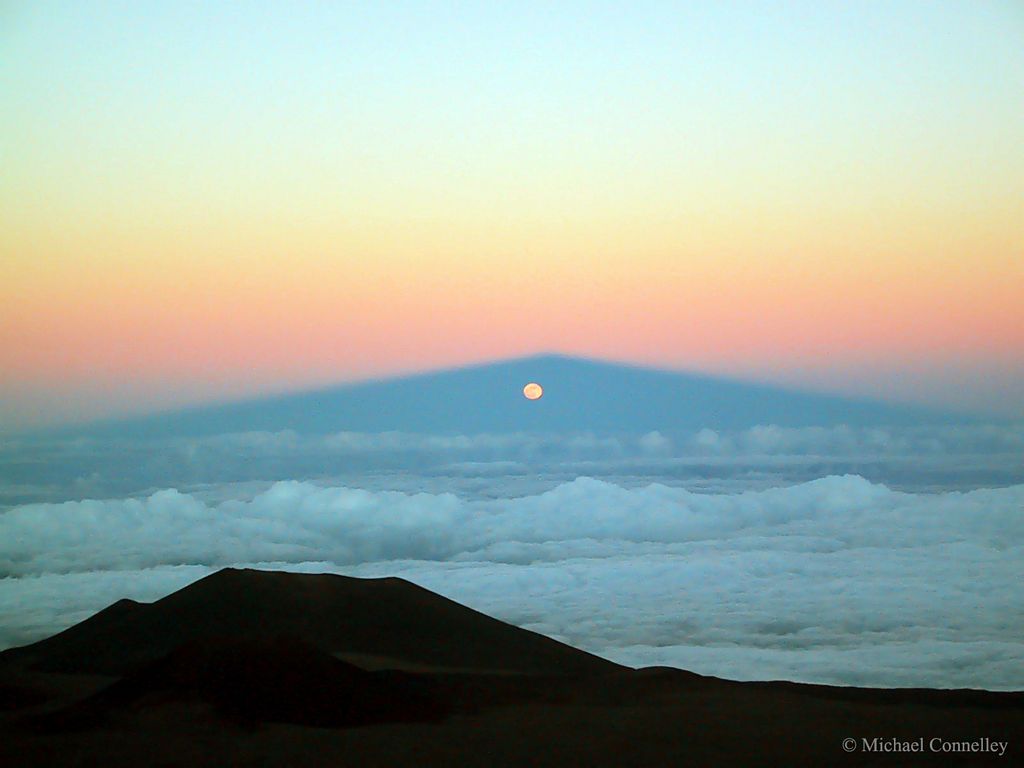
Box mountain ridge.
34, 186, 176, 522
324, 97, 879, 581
0, 567, 621, 677
3, 567, 1021, 766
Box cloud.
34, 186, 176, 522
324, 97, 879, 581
4, 475, 1019, 576
1, 475, 1021, 690
3, 422, 1024, 511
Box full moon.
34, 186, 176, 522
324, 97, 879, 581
523, 382, 543, 400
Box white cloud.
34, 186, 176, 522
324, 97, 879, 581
10, 474, 1018, 577
4, 423, 1024, 510
1, 475, 1022, 690
638, 431, 672, 455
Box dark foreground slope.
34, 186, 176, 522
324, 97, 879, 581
1, 569, 1021, 767
0, 568, 619, 676
36, 634, 448, 729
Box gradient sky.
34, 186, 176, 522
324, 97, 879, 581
2, 1, 1023, 430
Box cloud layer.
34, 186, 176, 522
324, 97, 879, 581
2, 475, 1021, 690
3, 422, 1023, 511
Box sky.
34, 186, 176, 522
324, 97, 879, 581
2, 1, 1023, 429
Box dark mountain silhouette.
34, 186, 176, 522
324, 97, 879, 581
2, 568, 1021, 766
0, 568, 621, 677
70, 354, 961, 439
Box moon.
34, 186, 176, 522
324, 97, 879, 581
522, 382, 543, 400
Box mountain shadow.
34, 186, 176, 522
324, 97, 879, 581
70, 354, 963, 439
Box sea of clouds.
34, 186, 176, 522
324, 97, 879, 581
1, 424, 1022, 690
